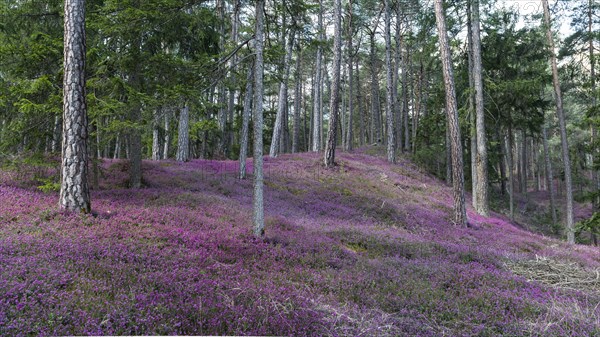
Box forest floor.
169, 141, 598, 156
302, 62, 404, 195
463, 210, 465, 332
0, 148, 598, 336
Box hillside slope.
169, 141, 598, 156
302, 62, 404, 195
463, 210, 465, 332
0, 150, 598, 336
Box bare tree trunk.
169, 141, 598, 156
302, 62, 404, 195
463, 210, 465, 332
312, 0, 323, 152
542, 126, 558, 225
589, 0, 599, 214
467, 0, 477, 208
324, 0, 342, 167
227, 0, 241, 156
270, 29, 295, 157
543, 0, 575, 243
435, 0, 466, 226
369, 30, 382, 144
394, 10, 403, 151
521, 130, 528, 195
472, 0, 488, 216
176, 105, 190, 162
163, 110, 170, 159
292, 49, 302, 153
506, 128, 515, 220
239, 63, 254, 179
60, 0, 90, 213
384, 0, 395, 162
356, 60, 365, 146
152, 108, 161, 160
52, 114, 62, 153
345, 2, 354, 151
253, 0, 265, 237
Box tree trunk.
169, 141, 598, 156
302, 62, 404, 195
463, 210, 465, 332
589, 0, 599, 213
471, 0, 488, 216
227, 0, 241, 157
394, 10, 403, 151
356, 60, 365, 146
52, 114, 62, 153
542, 126, 558, 225
163, 110, 170, 159
384, 0, 395, 162
312, 0, 323, 152
369, 31, 382, 144
345, 2, 354, 151
324, 0, 342, 167
521, 130, 528, 195
176, 105, 190, 162
253, 0, 265, 237
60, 0, 90, 213
270, 29, 295, 157
152, 108, 161, 160
239, 63, 254, 179
435, 0, 466, 226
543, 0, 575, 243
506, 128, 515, 220
292, 48, 302, 153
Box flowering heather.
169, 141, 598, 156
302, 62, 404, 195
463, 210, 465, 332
0, 150, 599, 336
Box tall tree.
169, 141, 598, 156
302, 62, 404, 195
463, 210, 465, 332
312, 0, 324, 152
253, 0, 265, 237
542, 0, 575, 243
239, 62, 254, 179
434, 0, 467, 226
471, 0, 489, 216
60, 0, 90, 213
324, 0, 343, 167
384, 0, 395, 162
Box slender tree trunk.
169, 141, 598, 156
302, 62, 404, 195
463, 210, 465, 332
356, 60, 365, 146
60, 0, 90, 213
435, 0, 466, 226
227, 0, 241, 156
467, 0, 478, 208
239, 62, 254, 179
521, 130, 528, 195
384, 0, 395, 162
403, 46, 410, 152
471, 0, 488, 215
292, 49, 302, 153
496, 126, 506, 195
589, 0, 599, 213
324, 0, 342, 167
176, 105, 190, 162
346, 2, 354, 151
152, 108, 161, 160
270, 30, 296, 157
395, 11, 403, 151
253, 0, 265, 237
312, 0, 323, 152
52, 114, 62, 153
542, 126, 558, 225
369, 31, 382, 144
163, 110, 170, 159
506, 128, 515, 220
543, 0, 575, 243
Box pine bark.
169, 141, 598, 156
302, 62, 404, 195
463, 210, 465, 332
467, 0, 477, 208
506, 128, 515, 220
253, 0, 265, 237
324, 0, 342, 167
435, 0, 466, 226
176, 105, 190, 162
542, 0, 575, 243
60, 0, 90, 213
